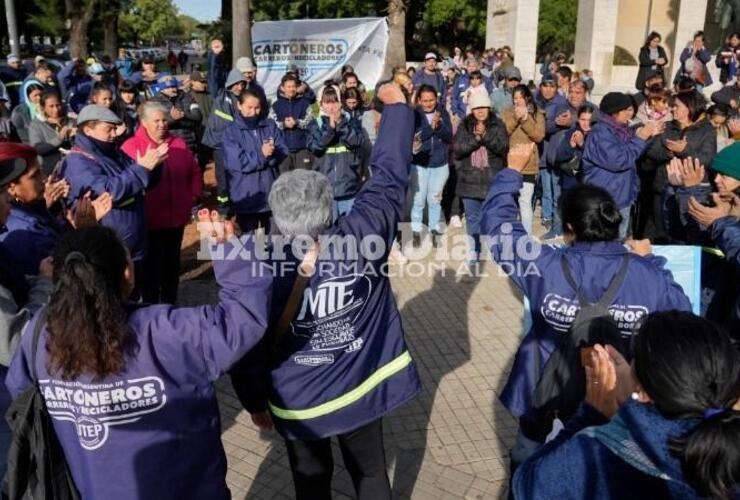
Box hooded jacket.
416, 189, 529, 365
5, 241, 271, 500
307, 112, 366, 199
481, 168, 692, 440
122, 127, 202, 230
513, 401, 707, 499
221, 114, 287, 214
61, 133, 151, 260
202, 69, 245, 150
230, 104, 421, 441
452, 113, 508, 199
582, 118, 648, 209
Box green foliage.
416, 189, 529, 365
537, 0, 578, 57
27, 0, 66, 36
613, 46, 637, 66
119, 0, 182, 44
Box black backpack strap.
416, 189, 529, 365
560, 254, 589, 305
560, 253, 630, 307
595, 254, 630, 309
29, 308, 48, 383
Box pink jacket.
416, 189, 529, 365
122, 127, 203, 230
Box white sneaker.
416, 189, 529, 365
449, 215, 463, 228
389, 243, 408, 264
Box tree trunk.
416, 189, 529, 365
232, 0, 252, 64
386, 0, 407, 76
66, 0, 98, 60
103, 13, 118, 59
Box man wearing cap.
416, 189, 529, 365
62, 105, 168, 277
490, 65, 522, 116
235, 57, 268, 120
534, 74, 568, 231
151, 75, 202, 154
582, 92, 663, 238
452, 58, 494, 120
0, 55, 28, 109
412, 53, 446, 101
203, 69, 249, 212
207, 39, 228, 100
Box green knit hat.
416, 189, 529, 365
711, 142, 740, 180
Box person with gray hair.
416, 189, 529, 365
121, 100, 202, 304
229, 83, 422, 500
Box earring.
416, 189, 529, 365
631, 392, 640, 401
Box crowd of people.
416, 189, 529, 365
0, 26, 736, 499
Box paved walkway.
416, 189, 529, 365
178, 224, 526, 499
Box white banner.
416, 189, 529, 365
252, 17, 389, 99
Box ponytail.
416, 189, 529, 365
634, 311, 740, 499
670, 411, 740, 499
47, 226, 133, 380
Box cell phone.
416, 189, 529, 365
49, 160, 64, 182
580, 346, 596, 368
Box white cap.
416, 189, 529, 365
235, 57, 256, 72
468, 92, 491, 110
424, 52, 438, 61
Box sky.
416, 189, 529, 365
174, 0, 220, 22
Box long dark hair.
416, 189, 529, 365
47, 226, 133, 380
672, 90, 707, 123
559, 184, 621, 241
512, 84, 535, 113
643, 31, 662, 48
633, 311, 740, 499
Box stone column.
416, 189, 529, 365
668, 0, 710, 81
485, 0, 541, 84
574, 0, 620, 91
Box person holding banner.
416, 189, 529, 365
481, 144, 692, 470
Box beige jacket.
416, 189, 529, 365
501, 108, 545, 175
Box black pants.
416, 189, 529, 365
236, 212, 271, 234
279, 149, 314, 174
141, 227, 185, 304
213, 149, 229, 198
284, 419, 391, 500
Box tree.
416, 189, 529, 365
27, 0, 66, 37
119, 0, 181, 45
386, 0, 407, 72
232, 0, 252, 62
537, 0, 578, 58
66, 0, 98, 59
101, 0, 120, 58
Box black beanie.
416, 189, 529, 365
599, 92, 633, 115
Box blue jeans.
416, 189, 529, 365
462, 197, 483, 256
333, 197, 355, 221
619, 205, 632, 240
540, 167, 561, 225
410, 164, 450, 232
519, 181, 535, 234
